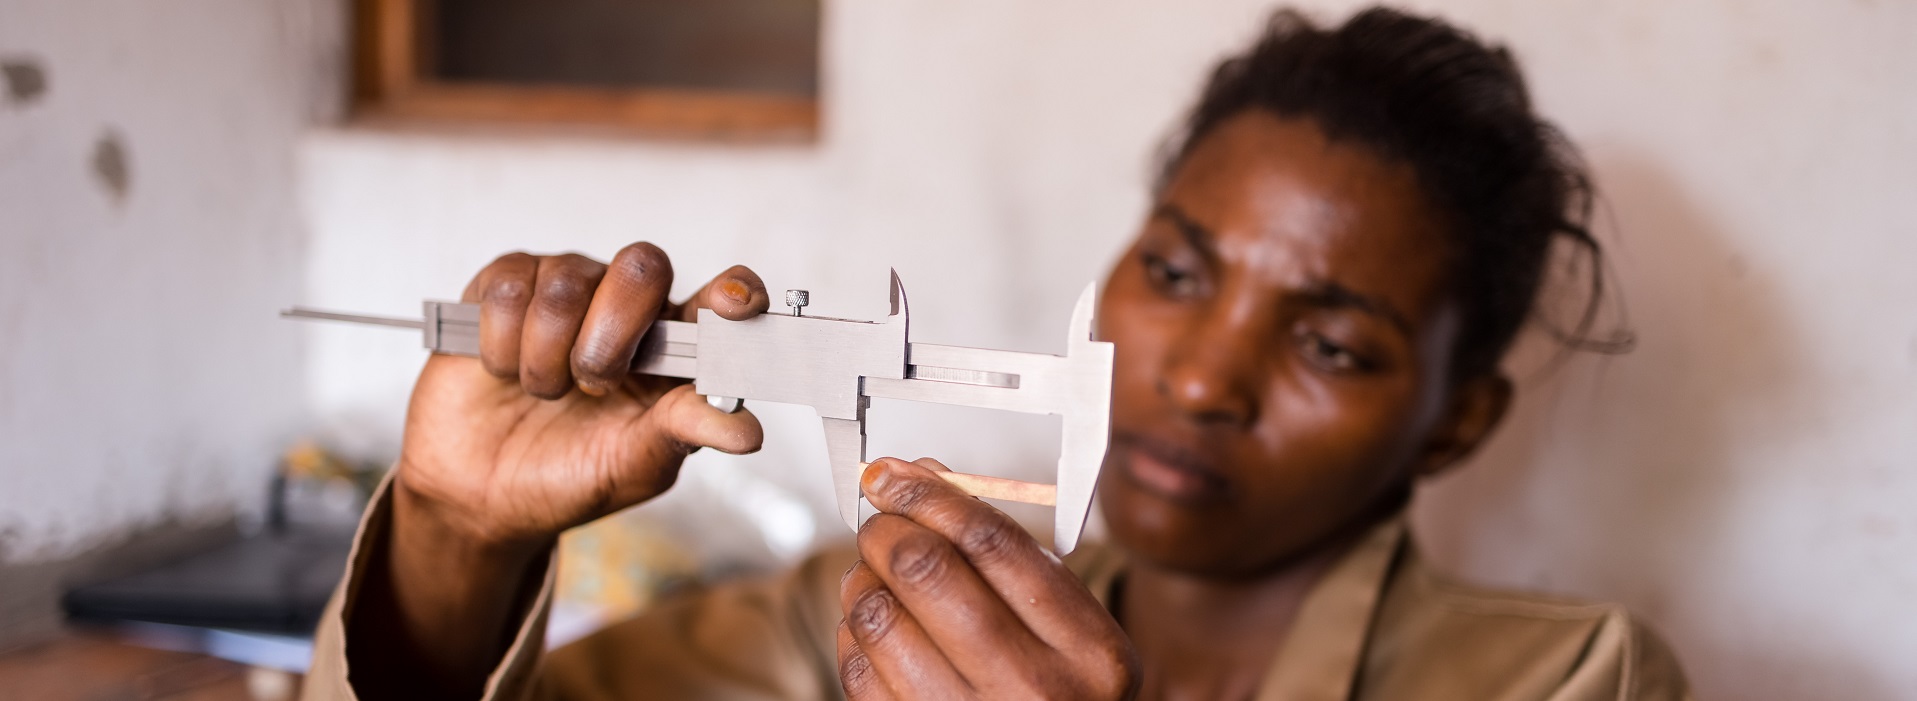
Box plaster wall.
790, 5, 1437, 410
0, 0, 338, 566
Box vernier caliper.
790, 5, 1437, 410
283, 271, 1114, 555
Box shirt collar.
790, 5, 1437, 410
1253, 515, 1405, 701
1071, 514, 1407, 701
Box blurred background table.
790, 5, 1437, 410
0, 629, 300, 700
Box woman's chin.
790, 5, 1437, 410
1099, 481, 1243, 571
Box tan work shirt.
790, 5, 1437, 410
305, 482, 1691, 700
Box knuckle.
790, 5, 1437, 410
1022, 668, 1059, 697
847, 587, 901, 642
525, 383, 570, 401
838, 646, 879, 696
885, 530, 953, 588
885, 471, 940, 514
611, 242, 670, 282
485, 274, 533, 308
481, 356, 518, 380
1088, 645, 1141, 699
952, 510, 1023, 564
537, 269, 595, 311
571, 340, 621, 379
491, 251, 536, 270
520, 368, 571, 399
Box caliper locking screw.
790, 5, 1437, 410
785, 289, 809, 317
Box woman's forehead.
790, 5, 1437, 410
1161, 112, 1454, 317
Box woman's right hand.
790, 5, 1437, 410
349, 244, 777, 699
396, 243, 772, 554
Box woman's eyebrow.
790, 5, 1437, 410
1295, 279, 1412, 334
1152, 203, 1215, 253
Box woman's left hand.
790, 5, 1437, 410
837, 458, 1141, 700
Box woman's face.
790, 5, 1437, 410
1098, 111, 1501, 575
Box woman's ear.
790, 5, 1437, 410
1415, 373, 1513, 479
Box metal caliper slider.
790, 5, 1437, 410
283, 271, 1115, 555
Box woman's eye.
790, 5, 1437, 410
1143, 254, 1199, 297
1301, 333, 1367, 373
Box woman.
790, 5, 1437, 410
306, 7, 1689, 700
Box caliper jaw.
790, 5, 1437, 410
860, 283, 1114, 555
820, 415, 870, 532
819, 271, 909, 531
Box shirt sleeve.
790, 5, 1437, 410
300, 474, 558, 701
537, 545, 858, 701
1546, 610, 1694, 701
301, 474, 856, 701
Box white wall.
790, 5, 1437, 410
297, 1, 1914, 698
1408, 1, 1917, 698
0, 0, 339, 563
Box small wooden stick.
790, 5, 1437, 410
938, 472, 1058, 507
860, 463, 1058, 507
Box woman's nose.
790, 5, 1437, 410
1157, 335, 1260, 428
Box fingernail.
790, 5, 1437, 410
576, 380, 607, 397
861, 460, 892, 495
719, 279, 750, 304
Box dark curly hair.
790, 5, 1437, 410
1158, 6, 1630, 378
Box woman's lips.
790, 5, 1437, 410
1113, 432, 1230, 504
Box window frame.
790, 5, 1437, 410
351, 0, 820, 139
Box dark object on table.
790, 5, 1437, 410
61, 526, 354, 635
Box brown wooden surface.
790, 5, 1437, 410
374, 0, 416, 99
362, 83, 818, 140
0, 631, 296, 700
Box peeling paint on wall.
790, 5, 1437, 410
0, 58, 47, 104
91, 129, 130, 203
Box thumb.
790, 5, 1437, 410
607, 385, 766, 507
642, 384, 766, 456
625, 384, 766, 489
